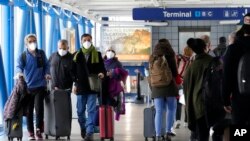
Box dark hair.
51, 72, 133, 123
219, 36, 226, 44
81, 34, 92, 40
187, 38, 206, 54
158, 38, 169, 43
244, 13, 250, 17
153, 42, 175, 57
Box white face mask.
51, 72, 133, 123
106, 51, 115, 59
82, 41, 92, 49
28, 43, 37, 51
58, 49, 68, 56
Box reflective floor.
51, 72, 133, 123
0, 103, 191, 141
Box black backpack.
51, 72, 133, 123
238, 52, 250, 95
22, 50, 45, 68
202, 57, 226, 127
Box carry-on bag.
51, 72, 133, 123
44, 89, 72, 140
99, 78, 114, 141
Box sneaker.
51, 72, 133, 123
35, 129, 43, 140
167, 131, 176, 137
28, 132, 35, 140
165, 134, 172, 141
81, 129, 86, 139
84, 134, 94, 141
175, 120, 181, 129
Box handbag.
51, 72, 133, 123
88, 74, 100, 92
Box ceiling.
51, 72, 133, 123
41, 0, 250, 25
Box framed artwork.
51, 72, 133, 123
101, 27, 151, 61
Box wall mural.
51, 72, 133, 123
101, 27, 151, 61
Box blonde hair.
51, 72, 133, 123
183, 46, 193, 57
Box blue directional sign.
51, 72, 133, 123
133, 8, 250, 20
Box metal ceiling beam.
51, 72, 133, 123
41, 0, 99, 23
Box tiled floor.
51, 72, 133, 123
0, 103, 191, 141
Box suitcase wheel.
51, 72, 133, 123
67, 136, 70, 140
152, 136, 156, 141
17, 137, 22, 141
110, 137, 114, 141
101, 138, 104, 141
56, 136, 60, 140
145, 137, 148, 141
45, 135, 48, 139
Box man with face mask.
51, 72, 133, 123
15, 34, 50, 140
223, 13, 250, 126
72, 34, 106, 141
49, 39, 74, 90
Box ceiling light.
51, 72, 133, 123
219, 20, 241, 25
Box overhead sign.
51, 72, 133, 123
133, 8, 250, 20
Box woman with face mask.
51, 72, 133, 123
104, 48, 128, 121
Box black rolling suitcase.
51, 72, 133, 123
5, 111, 23, 141
44, 89, 72, 140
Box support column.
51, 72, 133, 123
78, 17, 86, 42
1, 4, 14, 95
14, 5, 28, 79
45, 14, 56, 57
0, 47, 8, 125
34, 0, 44, 50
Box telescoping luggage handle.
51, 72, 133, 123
99, 78, 104, 105
147, 80, 154, 108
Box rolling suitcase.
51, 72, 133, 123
143, 84, 166, 141
44, 89, 72, 140
5, 111, 23, 141
99, 79, 114, 141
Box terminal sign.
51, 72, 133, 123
133, 8, 250, 20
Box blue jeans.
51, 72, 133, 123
77, 94, 97, 135
154, 97, 177, 136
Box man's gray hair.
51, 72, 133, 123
24, 34, 37, 45
58, 39, 68, 46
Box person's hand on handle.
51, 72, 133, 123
54, 87, 59, 90
98, 73, 104, 79
224, 106, 232, 114
45, 74, 51, 80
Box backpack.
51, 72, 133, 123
202, 57, 226, 127
237, 52, 250, 95
22, 50, 45, 68
149, 55, 172, 87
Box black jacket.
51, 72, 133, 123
49, 52, 74, 90
223, 36, 250, 106
73, 50, 106, 94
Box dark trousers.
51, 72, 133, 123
176, 102, 187, 122
176, 102, 182, 120
27, 88, 45, 133
196, 116, 210, 141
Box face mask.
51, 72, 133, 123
106, 51, 115, 59
28, 43, 37, 51
83, 41, 92, 49
58, 49, 68, 56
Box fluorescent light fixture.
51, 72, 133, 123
219, 20, 240, 25
101, 21, 168, 26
